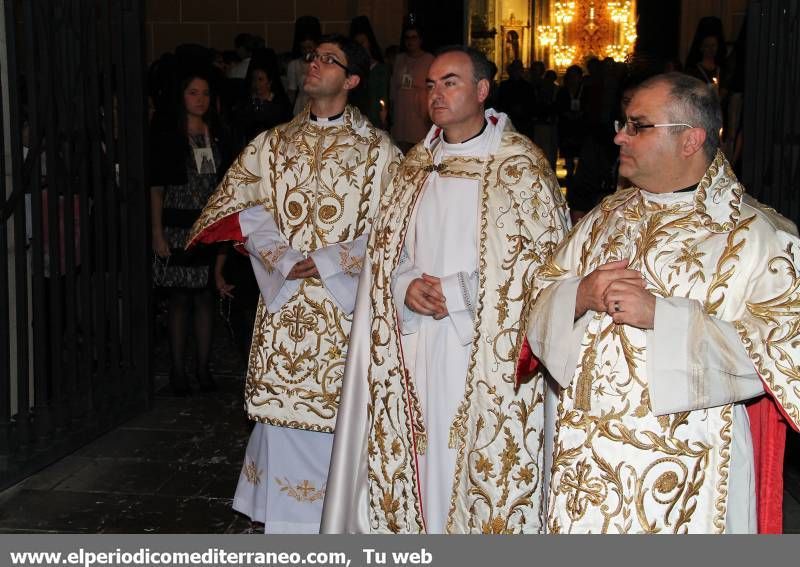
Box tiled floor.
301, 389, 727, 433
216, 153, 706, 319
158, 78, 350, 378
0, 300, 254, 534
0, 375, 253, 533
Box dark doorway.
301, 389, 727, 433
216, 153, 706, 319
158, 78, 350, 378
636, 0, 681, 62
406, 0, 465, 52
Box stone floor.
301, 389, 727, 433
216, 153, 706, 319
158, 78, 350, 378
0, 296, 254, 534
0, 374, 254, 533
0, 295, 798, 533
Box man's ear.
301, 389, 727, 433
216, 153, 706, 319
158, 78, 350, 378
476, 78, 490, 103
682, 127, 707, 157
344, 74, 361, 92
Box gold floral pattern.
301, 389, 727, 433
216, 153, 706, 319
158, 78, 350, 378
363, 128, 569, 533
189, 106, 402, 432
274, 477, 326, 503
534, 151, 800, 533
243, 458, 262, 485
338, 245, 364, 276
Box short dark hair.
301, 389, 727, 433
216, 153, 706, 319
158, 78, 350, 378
400, 23, 424, 47
638, 72, 722, 161
317, 33, 370, 83
434, 45, 493, 83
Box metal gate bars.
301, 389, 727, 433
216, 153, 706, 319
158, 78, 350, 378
0, 0, 150, 489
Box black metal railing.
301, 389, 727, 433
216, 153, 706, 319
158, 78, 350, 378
742, 0, 800, 223
0, 0, 150, 489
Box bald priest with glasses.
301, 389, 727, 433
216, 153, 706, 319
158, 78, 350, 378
188, 35, 401, 533
521, 72, 800, 533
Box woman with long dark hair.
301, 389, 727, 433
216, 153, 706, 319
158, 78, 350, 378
685, 17, 727, 91
350, 16, 390, 129
150, 70, 230, 395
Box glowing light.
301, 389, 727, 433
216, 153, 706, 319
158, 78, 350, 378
537, 25, 559, 46
623, 22, 637, 45
607, 1, 632, 24
555, 2, 576, 25
553, 45, 577, 68
605, 44, 630, 61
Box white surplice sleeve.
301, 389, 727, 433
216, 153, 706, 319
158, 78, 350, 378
391, 245, 423, 335
309, 235, 368, 314
646, 296, 764, 416
526, 276, 592, 388
239, 206, 304, 313
440, 270, 479, 346
390, 245, 479, 343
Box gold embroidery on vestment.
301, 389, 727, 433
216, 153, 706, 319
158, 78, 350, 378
274, 477, 326, 503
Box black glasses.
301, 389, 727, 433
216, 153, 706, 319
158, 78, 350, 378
304, 51, 349, 73
614, 119, 695, 136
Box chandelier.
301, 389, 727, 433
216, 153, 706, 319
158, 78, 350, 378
554, 2, 576, 24
537, 25, 559, 46
553, 45, 578, 68
536, 1, 637, 70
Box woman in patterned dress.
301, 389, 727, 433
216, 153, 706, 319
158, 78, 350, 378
150, 71, 229, 394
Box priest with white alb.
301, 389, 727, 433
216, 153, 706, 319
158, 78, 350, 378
322, 46, 569, 534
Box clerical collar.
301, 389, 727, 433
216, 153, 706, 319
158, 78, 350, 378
310, 110, 344, 123
675, 183, 698, 193
443, 120, 488, 145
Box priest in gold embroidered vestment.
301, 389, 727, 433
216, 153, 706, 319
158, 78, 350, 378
187, 35, 401, 533
321, 46, 570, 534
525, 73, 800, 533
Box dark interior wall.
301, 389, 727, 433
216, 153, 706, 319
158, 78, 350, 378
406, 0, 465, 52
636, 0, 681, 62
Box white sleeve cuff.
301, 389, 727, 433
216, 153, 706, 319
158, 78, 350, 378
526, 277, 589, 388
392, 269, 422, 335
647, 296, 764, 415
310, 245, 343, 280
309, 237, 368, 315
239, 206, 272, 237
441, 271, 477, 345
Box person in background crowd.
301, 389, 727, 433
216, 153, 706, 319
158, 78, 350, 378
233, 58, 291, 146
150, 70, 232, 395
533, 68, 559, 170
556, 64, 586, 187
390, 22, 434, 152
495, 59, 535, 139
350, 15, 390, 129
286, 16, 321, 116
685, 16, 727, 93
723, 18, 747, 173
567, 59, 627, 224
228, 33, 257, 79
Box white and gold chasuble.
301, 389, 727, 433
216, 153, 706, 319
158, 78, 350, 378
321, 112, 570, 533
527, 152, 800, 533
189, 106, 400, 431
